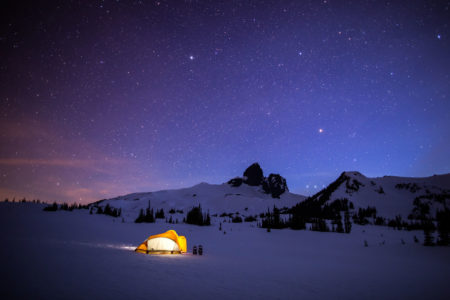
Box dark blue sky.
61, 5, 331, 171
1, 0, 449, 203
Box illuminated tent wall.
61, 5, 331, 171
135, 230, 187, 254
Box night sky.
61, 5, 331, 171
1, 1, 449, 204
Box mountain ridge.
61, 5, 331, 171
93, 165, 450, 222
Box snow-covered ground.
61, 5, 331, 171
1, 203, 449, 299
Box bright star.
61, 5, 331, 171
318, 128, 324, 133
437, 34, 441, 40
189, 55, 194, 60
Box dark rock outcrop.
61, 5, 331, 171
243, 163, 264, 186
227, 163, 288, 198
227, 177, 243, 187
262, 174, 288, 198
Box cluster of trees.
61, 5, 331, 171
4, 197, 42, 203
168, 208, 183, 214
244, 215, 257, 222
155, 208, 165, 219
216, 212, 257, 223
260, 206, 296, 229
94, 204, 121, 217
290, 197, 354, 222
135, 201, 155, 223
310, 212, 352, 233
395, 183, 421, 193
43, 202, 59, 211
231, 215, 243, 223
259, 205, 352, 233
310, 218, 329, 232
43, 202, 89, 212
286, 197, 354, 232
185, 204, 211, 226
352, 206, 377, 225
165, 216, 179, 224
423, 209, 449, 246
134, 204, 168, 223
321, 199, 354, 219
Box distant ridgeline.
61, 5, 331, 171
36, 163, 450, 246
227, 162, 288, 198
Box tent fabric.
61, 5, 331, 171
147, 237, 180, 252
135, 230, 187, 254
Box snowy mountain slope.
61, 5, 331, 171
96, 182, 306, 221
94, 163, 305, 221
93, 164, 450, 222
309, 171, 450, 219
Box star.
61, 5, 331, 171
318, 128, 324, 133
437, 34, 441, 40
189, 55, 194, 60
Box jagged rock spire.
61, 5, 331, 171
243, 163, 264, 186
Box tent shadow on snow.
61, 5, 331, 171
135, 230, 187, 255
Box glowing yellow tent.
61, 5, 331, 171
135, 230, 187, 254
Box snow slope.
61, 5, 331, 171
310, 171, 450, 219
1, 203, 449, 299
96, 171, 450, 222
96, 182, 306, 222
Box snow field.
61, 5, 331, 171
1, 203, 449, 299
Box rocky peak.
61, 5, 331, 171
243, 163, 264, 186
262, 174, 288, 198
228, 163, 288, 198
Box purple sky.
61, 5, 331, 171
1, 1, 449, 204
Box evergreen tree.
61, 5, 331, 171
186, 205, 210, 226
205, 211, 211, 225
336, 214, 344, 233
155, 208, 165, 219
104, 204, 112, 215
135, 208, 145, 223
289, 213, 306, 230
43, 202, 58, 211
423, 220, 435, 246
423, 228, 434, 246
232, 215, 242, 223
344, 211, 352, 233
436, 209, 449, 246
273, 206, 281, 227
144, 207, 155, 222
311, 218, 329, 232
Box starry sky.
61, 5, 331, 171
1, 0, 449, 204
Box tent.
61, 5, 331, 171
135, 230, 187, 254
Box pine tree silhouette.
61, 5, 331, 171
344, 211, 352, 233
436, 209, 449, 246
336, 214, 344, 233
423, 220, 435, 246
135, 208, 145, 223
